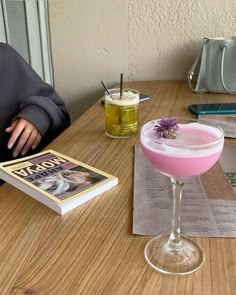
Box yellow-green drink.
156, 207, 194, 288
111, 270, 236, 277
105, 88, 139, 138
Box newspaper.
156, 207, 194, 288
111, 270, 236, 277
133, 144, 236, 237
198, 114, 236, 138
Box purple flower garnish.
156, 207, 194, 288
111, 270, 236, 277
154, 117, 179, 139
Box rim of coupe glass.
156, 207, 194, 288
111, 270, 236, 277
141, 118, 224, 149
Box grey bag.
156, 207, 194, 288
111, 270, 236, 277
187, 37, 236, 93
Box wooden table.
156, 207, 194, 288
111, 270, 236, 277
1, 81, 236, 295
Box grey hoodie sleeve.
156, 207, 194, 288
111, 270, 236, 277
1, 42, 71, 138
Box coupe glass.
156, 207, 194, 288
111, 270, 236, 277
140, 118, 224, 275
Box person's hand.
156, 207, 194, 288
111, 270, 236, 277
5, 118, 42, 157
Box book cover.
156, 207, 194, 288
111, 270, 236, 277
0, 150, 118, 215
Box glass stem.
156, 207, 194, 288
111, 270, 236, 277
169, 178, 184, 244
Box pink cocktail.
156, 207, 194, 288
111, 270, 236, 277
141, 120, 224, 179
140, 118, 224, 275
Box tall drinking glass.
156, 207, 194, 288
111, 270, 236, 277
140, 118, 224, 275
105, 88, 139, 138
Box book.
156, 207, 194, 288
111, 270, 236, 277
0, 150, 118, 215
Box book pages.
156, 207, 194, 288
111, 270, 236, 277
0, 150, 118, 215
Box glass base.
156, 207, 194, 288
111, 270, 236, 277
105, 132, 136, 139
144, 234, 205, 275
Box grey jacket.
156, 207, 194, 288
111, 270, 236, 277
0, 42, 71, 162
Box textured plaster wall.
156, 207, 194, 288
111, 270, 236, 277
128, 0, 236, 81
49, 0, 236, 121
49, 0, 128, 121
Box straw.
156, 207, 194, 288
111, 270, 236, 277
120, 73, 123, 99
101, 80, 112, 97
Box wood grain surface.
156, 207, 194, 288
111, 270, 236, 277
0, 81, 236, 295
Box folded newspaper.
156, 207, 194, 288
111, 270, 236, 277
198, 114, 236, 138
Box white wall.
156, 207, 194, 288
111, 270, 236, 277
49, 0, 236, 121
